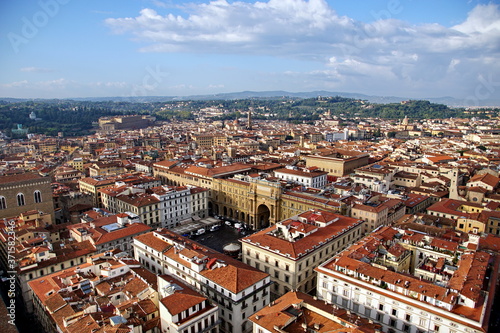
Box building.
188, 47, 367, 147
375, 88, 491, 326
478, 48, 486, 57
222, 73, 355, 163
98, 114, 154, 132
316, 226, 498, 333
280, 188, 348, 219
427, 198, 485, 221
99, 184, 209, 228
192, 134, 228, 147
353, 164, 398, 192
133, 229, 272, 333
158, 274, 220, 333
211, 176, 282, 229
28, 250, 160, 333
79, 173, 161, 206
351, 197, 406, 234
0, 212, 97, 314
155, 165, 349, 230
403, 193, 434, 215
249, 291, 381, 333
0, 172, 54, 222
274, 166, 328, 189
88, 160, 127, 177
241, 209, 364, 299
305, 150, 370, 176
68, 212, 152, 255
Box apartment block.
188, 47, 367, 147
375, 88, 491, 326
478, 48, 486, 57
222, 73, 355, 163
351, 197, 405, 234
67, 212, 152, 255
316, 226, 497, 333
133, 229, 272, 333
158, 274, 220, 333
241, 209, 364, 299
99, 184, 209, 228
274, 166, 328, 189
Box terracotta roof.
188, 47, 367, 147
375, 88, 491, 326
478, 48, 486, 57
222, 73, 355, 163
241, 210, 362, 260
468, 173, 500, 188
0, 172, 44, 184
159, 277, 207, 316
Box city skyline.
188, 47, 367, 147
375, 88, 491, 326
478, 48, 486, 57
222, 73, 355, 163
1, 0, 499, 104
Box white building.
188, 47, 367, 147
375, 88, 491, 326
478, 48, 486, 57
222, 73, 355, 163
274, 166, 328, 189
134, 229, 272, 333
99, 184, 209, 228
316, 226, 495, 333
158, 274, 219, 333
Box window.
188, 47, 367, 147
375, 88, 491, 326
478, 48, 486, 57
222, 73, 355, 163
17, 193, 25, 206
0, 196, 6, 209
379, 304, 384, 311
34, 190, 42, 203
392, 309, 397, 316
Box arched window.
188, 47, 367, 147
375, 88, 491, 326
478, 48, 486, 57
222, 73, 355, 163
0, 196, 6, 209
17, 193, 25, 206
34, 190, 42, 203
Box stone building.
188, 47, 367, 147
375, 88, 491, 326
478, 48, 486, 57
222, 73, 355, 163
241, 209, 364, 299
305, 150, 370, 176
0, 172, 54, 222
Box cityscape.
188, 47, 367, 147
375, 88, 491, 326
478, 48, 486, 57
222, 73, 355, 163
2, 1, 500, 333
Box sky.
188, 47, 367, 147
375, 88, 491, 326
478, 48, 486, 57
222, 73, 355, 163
1, 0, 499, 104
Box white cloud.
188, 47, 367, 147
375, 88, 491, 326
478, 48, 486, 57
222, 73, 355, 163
2, 80, 29, 88
20, 67, 54, 73
91, 81, 129, 88
2, 78, 69, 89
37, 1, 500, 99
105, 0, 349, 54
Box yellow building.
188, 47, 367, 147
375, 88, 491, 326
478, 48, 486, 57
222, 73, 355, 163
305, 150, 369, 176
153, 161, 350, 229
69, 157, 84, 171
192, 133, 228, 147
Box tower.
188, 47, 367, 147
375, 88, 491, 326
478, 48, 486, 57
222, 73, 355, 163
247, 107, 253, 130
449, 168, 463, 201
402, 115, 409, 126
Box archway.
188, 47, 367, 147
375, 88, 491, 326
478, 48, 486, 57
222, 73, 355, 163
229, 208, 233, 219
256, 204, 271, 229
223, 206, 227, 217
208, 202, 213, 216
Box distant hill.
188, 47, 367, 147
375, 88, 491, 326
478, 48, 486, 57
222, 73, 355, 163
2, 91, 499, 106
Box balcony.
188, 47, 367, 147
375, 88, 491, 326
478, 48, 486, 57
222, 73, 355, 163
200, 319, 222, 333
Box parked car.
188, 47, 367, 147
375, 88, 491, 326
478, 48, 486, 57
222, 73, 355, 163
225, 221, 232, 226
234, 223, 242, 229
210, 225, 220, 232
196, 228, 206, 235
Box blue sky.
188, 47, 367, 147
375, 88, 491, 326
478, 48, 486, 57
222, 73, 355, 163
1, 0, 499, 104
